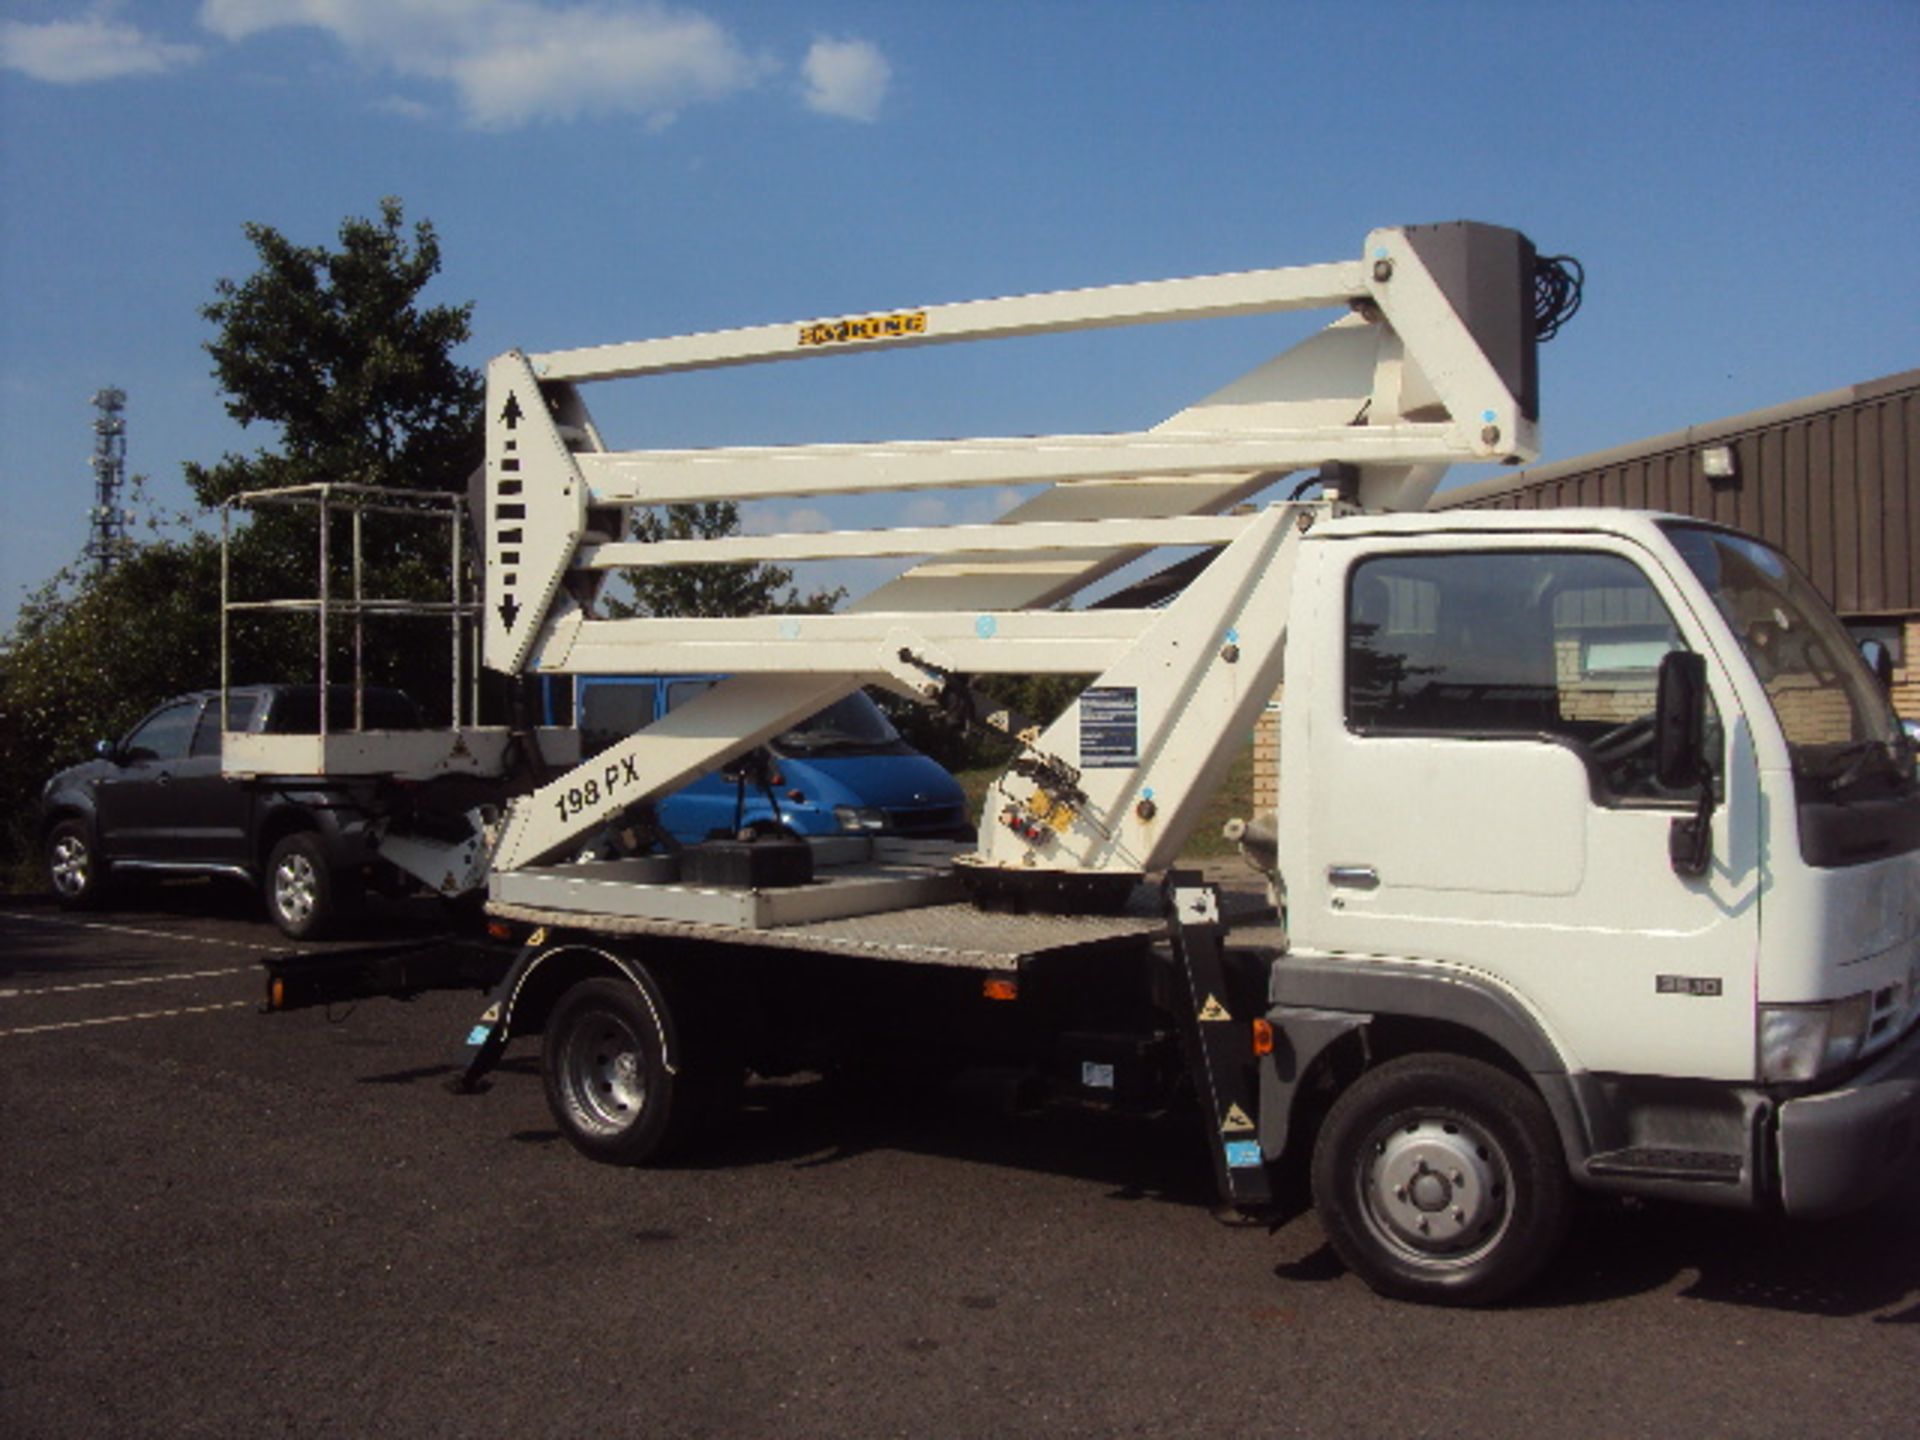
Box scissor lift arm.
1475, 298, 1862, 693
481, 222, 1546, 884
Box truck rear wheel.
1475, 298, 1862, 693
541, 974, 718, 1165
1310, 1053, 1569, 1306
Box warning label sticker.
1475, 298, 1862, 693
1197, 994, 1232, 1022
1220, 1102, 1255, 1134
1079, 687, 1139, 768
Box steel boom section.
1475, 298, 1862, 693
528, 260, 1370, 383
575, 424, 1476, 507
575, 514, 1255, 570
544, 606, 1152, 678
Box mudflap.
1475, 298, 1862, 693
452, 937, 543, 1091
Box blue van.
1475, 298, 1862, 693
553, 676, 975, 845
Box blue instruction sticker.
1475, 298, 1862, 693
1079, 686, 1139, 768
466, 1025, 492, 1048
1224, 1141, 1263, 1170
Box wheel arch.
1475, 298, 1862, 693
255, 807, 323, 878
40, 801, 95, 843
1265, 959, 1597, 1175
500, 941, 679, 1073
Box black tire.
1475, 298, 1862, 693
1310, 1054, 1570, 1306
541, 974, 727, 1165
264, 831, 358, 940
45, 818, 109, 910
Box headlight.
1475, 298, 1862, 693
833, 805, 888, 833
1758, 994, 1872, 1083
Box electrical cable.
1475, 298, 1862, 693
1532, 254, 1585, 342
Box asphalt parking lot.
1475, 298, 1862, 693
3, 886, 1918, 1438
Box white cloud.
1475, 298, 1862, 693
800, 36, 888, 122
198, 0, 774, 129
372, 93, 435, 121
0, 16, 201, 83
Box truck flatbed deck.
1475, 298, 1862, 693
487, 872, 1275, 972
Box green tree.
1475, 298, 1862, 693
188, 198, 483, 718
609, 501, 844, 618
1, 198, 484, 886
0, 538, 224, 887
186, 196, 480, 507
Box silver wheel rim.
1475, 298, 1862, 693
558, 1008, 648, 1137
50, 833, 90, 898
1357, 1110, 1513, 1271
273, 851, 319, 928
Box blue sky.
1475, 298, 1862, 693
2, 0, 1916, 624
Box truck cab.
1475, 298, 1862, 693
1260, 507, 1919, 1296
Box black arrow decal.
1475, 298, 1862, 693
497, 593, 521, 631
500, 392, 523, 429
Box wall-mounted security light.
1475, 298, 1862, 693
1701, 444, 1738, 483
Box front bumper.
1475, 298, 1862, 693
1776, 1019, 1920, 1217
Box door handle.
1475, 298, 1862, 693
1327, 865, 1378, 890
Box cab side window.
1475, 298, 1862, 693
188, 694, 257, 758
666, 679, 717, 711
1346, 550, 1714, 802
123, 701, 199, 763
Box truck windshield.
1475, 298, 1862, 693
773, 693, 907, 756
1664, 524, 1911, 802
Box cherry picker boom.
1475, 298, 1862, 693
480, 222, 1541, 893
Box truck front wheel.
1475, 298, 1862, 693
542, 974, 718, 1165
1310, 1054, 1569, 1306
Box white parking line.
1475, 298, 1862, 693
0, 999, 255, 1039
0, 910, 268, 952
0, 965, 258, 1000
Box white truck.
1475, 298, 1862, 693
259, 222, 1920, 1305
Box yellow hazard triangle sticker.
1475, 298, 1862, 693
1197, 993, 1232, 1022
1220, 1102, 1255, 1134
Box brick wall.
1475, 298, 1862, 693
1895, 617, 1920, 725
1252, 700, 1281, 817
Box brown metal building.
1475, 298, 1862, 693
1437, 367, 1920, 722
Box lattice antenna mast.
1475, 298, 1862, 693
84, 387, 131, 575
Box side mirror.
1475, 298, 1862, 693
1655, 651, 1714, 879
1654, 651, 1708, 790
1859, 638, 1895, 692
94, 739, 120, 764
